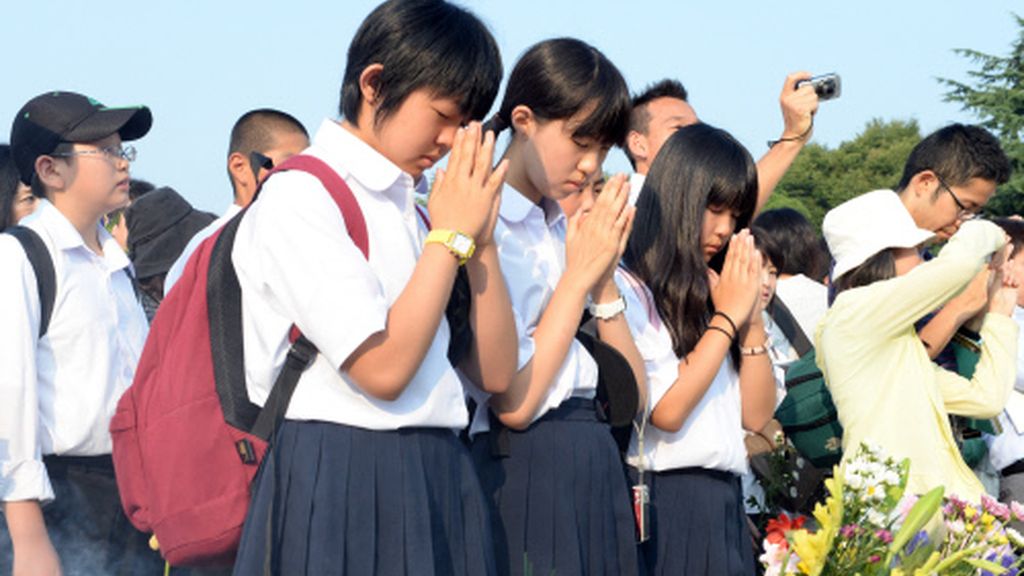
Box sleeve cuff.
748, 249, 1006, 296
1, 459, 54, 504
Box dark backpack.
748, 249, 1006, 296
6, 225, 56, 338
109, 155, 368, 568
770, 298, 844, 469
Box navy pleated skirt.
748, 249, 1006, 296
232, 420, 496, 576
630, 466, 755, 576
472, 398, 638, 576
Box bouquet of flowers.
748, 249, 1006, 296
761, 442, 1024, 575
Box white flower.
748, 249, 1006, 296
867, 508, 887, 526
1007, 527, 1024, 548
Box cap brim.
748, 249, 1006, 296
65, 106, 152, 144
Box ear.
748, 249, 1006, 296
626, 130, 648, 163
34, 155, 68, 194
227, 151, 255, 204
909, 170, 940, 199
510, 104, 536, 137
359, 63, 384, 107
352, 63, 385, 131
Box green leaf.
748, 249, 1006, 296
963, 557, 1009, 574
886, 486, 943, 566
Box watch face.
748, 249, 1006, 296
452, 234, 473, 255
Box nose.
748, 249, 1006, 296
437, 124, 459, 151
715, 213, 736, 240
577, 149, 601, 180
579, 186, 597, 212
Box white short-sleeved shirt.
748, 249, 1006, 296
0, 201, 148, 503
985, 306, 1024, 470
774, 274, 829, 341
617, 268, 749, 475
628, 173, 646, 207
469, 185, 598, 432
164, 203, 242, 296
231, 119, 468, 431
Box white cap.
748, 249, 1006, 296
823, 190, 935, 281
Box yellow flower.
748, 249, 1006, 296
965, 505, 978, 518
791, 473, 844, 575
981, 512, 994, 526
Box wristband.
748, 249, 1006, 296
589, 295, 627, 320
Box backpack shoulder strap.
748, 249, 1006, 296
244, 154, 369, 440
7, 226, 56, 339
273, 155, 369, 258
414, 202, 431, 231
768, 297, 813, 357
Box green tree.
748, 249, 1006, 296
766, 119, 922, 228
939, 13, 1024, 216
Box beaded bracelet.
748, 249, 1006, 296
740, 342, 770, 356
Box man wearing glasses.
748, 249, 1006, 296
892, 123, 1013, 498
897, 123, 1011, 241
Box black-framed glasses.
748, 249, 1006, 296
249, 152, 274, 183
54, 144, 137, 163
935, 174, 978, 220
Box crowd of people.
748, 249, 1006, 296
0, 1, 1018, 575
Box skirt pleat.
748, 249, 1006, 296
233, 421, 496, 576
472, 398, 639, 576
632, 466, 755, 576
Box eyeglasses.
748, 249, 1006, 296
935, 174, 977, 220
53, 144, 137, 163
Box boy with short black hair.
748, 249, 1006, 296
0, 91, 163, 575
163, 108, 309, 294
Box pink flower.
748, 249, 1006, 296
875, 529, 893, 544
868, 555, 881, 563
981, 494, 1011, 522
897, 494, 919, 520
1011, 501, 1024, 522
840, 525, 858, 538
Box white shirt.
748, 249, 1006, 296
164, 203, 243, 296
0, 201, 148, 502
774, 274, 829, 341
232, 119, 467, 430
628, 173, 646, 207
617, 268, 749, 475
985, 306, 1024, 471
763, 311, 799, 406
470, 185, 598, 432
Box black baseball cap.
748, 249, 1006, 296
10, 91, 152, 185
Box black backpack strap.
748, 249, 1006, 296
250, 335, 318, 441
8, 226, 56, 339
768, 297, 813, 357
210, 155, 369, 441
209, 209, 258, 432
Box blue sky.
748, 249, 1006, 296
1, 1, 1019, 212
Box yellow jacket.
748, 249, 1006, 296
816, 220, 1018, 502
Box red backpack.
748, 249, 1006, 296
110, 155, 368, 567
